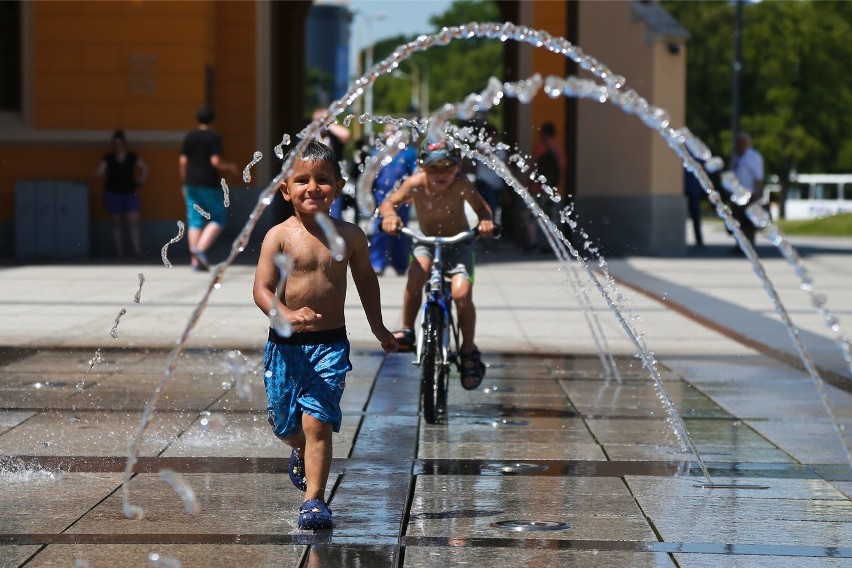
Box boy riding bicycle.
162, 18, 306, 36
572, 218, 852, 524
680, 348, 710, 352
379, 137, 495, 389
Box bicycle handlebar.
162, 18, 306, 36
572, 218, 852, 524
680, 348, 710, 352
381, 224, 502, 243
397, 226, 476, 245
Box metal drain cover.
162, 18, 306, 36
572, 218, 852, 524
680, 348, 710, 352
475, 418, 529, 427
28, 382, 72, 389
482, 462, 549, 474
491, 520, 571, 531
482, 385, 516, 394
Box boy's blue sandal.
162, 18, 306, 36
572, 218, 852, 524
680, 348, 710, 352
298, 499, 333, 530
289, 448, 307, 491
460, 346, 486, 390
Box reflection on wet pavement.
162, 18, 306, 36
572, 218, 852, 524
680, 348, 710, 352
1, 348, 850, 566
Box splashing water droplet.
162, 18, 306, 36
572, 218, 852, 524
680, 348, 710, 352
123, 501, 145, 520
158, 468, 200, 514
148, 552, 182, 568
243, 151, 263, 183
161, 221, 185, 268
110, 308, 127, 339
704, 156, 724, 173
269, 253, 295, 337
76, 348, 103, 391
314, 212, 347, 261
133, 273, 145, 304
221, 178, 230, 208
199, 411, 227, 431
273, 134, 290, 159
192, 204, 211, 220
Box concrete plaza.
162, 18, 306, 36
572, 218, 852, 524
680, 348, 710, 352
0, 222, 850, 566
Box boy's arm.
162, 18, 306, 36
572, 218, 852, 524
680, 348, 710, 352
252, 228, 283, 316
463, 179, 496, 236
211, 154, 240, 177
379, 172, 421, 233
347, 227, 397, 352
136, 157, 149, 186
93, 159, 107, 182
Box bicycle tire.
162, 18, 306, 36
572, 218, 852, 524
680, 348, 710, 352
421, 303, 447, 424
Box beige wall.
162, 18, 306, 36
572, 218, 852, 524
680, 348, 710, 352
529, 1, 568, 152
576, 0, 685, 199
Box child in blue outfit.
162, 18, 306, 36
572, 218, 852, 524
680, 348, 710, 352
253, 139, 396, 530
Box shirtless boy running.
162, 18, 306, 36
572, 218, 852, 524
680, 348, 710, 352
253, 139, 396, 530
379, 138, 495, 389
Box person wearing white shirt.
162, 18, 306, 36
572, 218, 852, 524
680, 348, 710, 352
730, 131, 764, 249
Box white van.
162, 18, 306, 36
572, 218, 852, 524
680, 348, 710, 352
773, 174, 852, 220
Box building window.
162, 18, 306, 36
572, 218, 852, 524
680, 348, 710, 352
0, 1, 21, 112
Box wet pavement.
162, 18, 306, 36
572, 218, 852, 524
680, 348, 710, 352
1, 223, 851, 566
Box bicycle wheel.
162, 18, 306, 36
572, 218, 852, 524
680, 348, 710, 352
421, 303, 447, 424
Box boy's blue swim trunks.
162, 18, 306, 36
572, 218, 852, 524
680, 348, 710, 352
263, 326, 352, 439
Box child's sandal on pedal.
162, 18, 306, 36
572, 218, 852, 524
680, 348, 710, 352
394, 328, 416, 352
460, 346, 485, 390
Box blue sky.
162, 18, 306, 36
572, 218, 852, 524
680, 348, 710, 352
348, 0, 454, 51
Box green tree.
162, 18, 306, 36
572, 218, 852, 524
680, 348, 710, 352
367, 1, 504, 129
663, 0, 852, 182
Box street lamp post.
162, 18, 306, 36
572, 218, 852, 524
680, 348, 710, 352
351, 10, 384, 115
393, 60, 421, 115
350, 9, 384, 135
731, 0, 743, 157
412, 57, 429, 115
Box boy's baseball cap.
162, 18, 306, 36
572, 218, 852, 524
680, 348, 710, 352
419, 138, 461, 167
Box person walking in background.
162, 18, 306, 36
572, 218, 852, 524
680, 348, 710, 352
684, 168, 705, 247
179, 105, 238, 271
729, 131, 764, 251
527, 121, 567, 252
94, 129, 148, 258
369, 124, 418, 275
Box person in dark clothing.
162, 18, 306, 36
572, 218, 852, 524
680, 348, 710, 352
179, 105, 238, 271
528, 121, 568, 251
684, 169, 705, 247
94, 129, 148, 258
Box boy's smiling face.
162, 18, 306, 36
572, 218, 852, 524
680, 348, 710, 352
280, 158, 343, 215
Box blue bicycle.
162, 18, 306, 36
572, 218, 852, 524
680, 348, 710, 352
396, 226, 491, 424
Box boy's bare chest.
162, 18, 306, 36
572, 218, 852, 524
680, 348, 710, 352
279, 231, 342, 276
412, 188, 464, 213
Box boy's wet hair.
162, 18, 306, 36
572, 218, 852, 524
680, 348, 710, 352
285, 138, 343, 180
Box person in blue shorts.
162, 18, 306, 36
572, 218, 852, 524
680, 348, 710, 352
253, 139, 396, 530
179, 105, 239, 271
